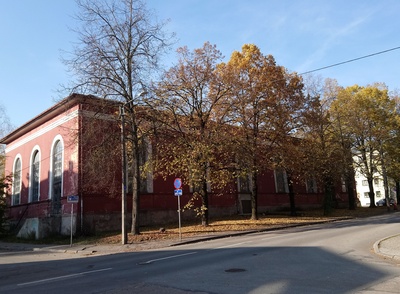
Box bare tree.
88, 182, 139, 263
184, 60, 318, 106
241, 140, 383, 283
0, 103, 14, 175
0, 103, 14, 232
0, 104, 13, 138
62, 0, 174, 234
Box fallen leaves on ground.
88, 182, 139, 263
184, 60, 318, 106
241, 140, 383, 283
93, 207, 392, 245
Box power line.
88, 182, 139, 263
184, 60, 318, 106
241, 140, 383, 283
299, 46, 400, 76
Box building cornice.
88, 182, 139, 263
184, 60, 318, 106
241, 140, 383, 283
0, 94, 119, 145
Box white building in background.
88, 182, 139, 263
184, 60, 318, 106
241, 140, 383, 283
354, 169, 395, 207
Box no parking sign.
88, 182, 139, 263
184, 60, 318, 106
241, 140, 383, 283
174, 178, 183, 241
174, 178, 182, 189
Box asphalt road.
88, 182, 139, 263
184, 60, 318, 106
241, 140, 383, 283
1, 213, 400, 294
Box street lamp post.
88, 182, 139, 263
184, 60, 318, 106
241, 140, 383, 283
120, 105, 128, 244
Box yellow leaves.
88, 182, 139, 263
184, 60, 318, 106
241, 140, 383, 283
334, 84, 395, 131
227, 44, 264, 70
153, 42, 309, 220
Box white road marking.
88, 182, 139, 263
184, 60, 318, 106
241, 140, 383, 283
261, 235, 285, 241
213, 241, 251, 249
139, 251, 198, 264
17, 268, 113, 286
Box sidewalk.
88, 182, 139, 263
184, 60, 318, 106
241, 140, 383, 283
1, 229, 400, 259
0, 230, 250, 255
374, 234, 400, 261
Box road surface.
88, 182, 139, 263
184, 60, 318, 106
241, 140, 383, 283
1, 213, 400, 293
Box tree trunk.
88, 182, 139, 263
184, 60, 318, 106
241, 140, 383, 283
380, 145, 390, 210
287, 172, 297, 216
250, 171, 258, 220
201, 179, 209, 226
382, 168, 390, 211
367, 177, 376, 208
345, 167, 356, 210
131, 120, 141, 235
343, 144, 356, 210
323, 176, 334, 215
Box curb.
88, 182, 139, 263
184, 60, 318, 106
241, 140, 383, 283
169, 218, 350, 247
33, 246, 86, 254
0, 217, 384, 255
0, 243, 93, 255
373, 234, 400, 261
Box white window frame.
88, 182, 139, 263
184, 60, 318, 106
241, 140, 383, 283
12, 155, 22, 206
306, 177, 318, 193
341, 178, 347, 193
29, 146, 41, 202
274, 168, 289, 193
238, 174, 252, 193
49, 135, 64, 200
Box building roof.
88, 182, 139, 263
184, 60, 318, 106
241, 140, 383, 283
0, 94, 119, 145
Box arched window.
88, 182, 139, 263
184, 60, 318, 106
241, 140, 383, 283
52, 140, 63, 213
274, 168, 289, 193
30, 150, 40, 202
12, 157, 21, 205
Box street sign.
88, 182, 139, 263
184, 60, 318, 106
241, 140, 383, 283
173, 178, 183, 241
67, 195, 79, 247
174, 178, 182, 189
67, 195, 79, 203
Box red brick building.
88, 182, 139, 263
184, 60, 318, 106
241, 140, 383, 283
1, 94, 122, 238
1, 94, 348, 239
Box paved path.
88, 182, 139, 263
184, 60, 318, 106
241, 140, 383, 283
1, 229, 400, 260
375, 234, 400, 260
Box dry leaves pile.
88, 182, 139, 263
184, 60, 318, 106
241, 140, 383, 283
94, 207, 391, 245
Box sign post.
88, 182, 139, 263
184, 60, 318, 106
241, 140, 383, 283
174, 178, 182, 241
67, 195, 79, 247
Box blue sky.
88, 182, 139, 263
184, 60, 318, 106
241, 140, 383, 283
1, 0, 399, 129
